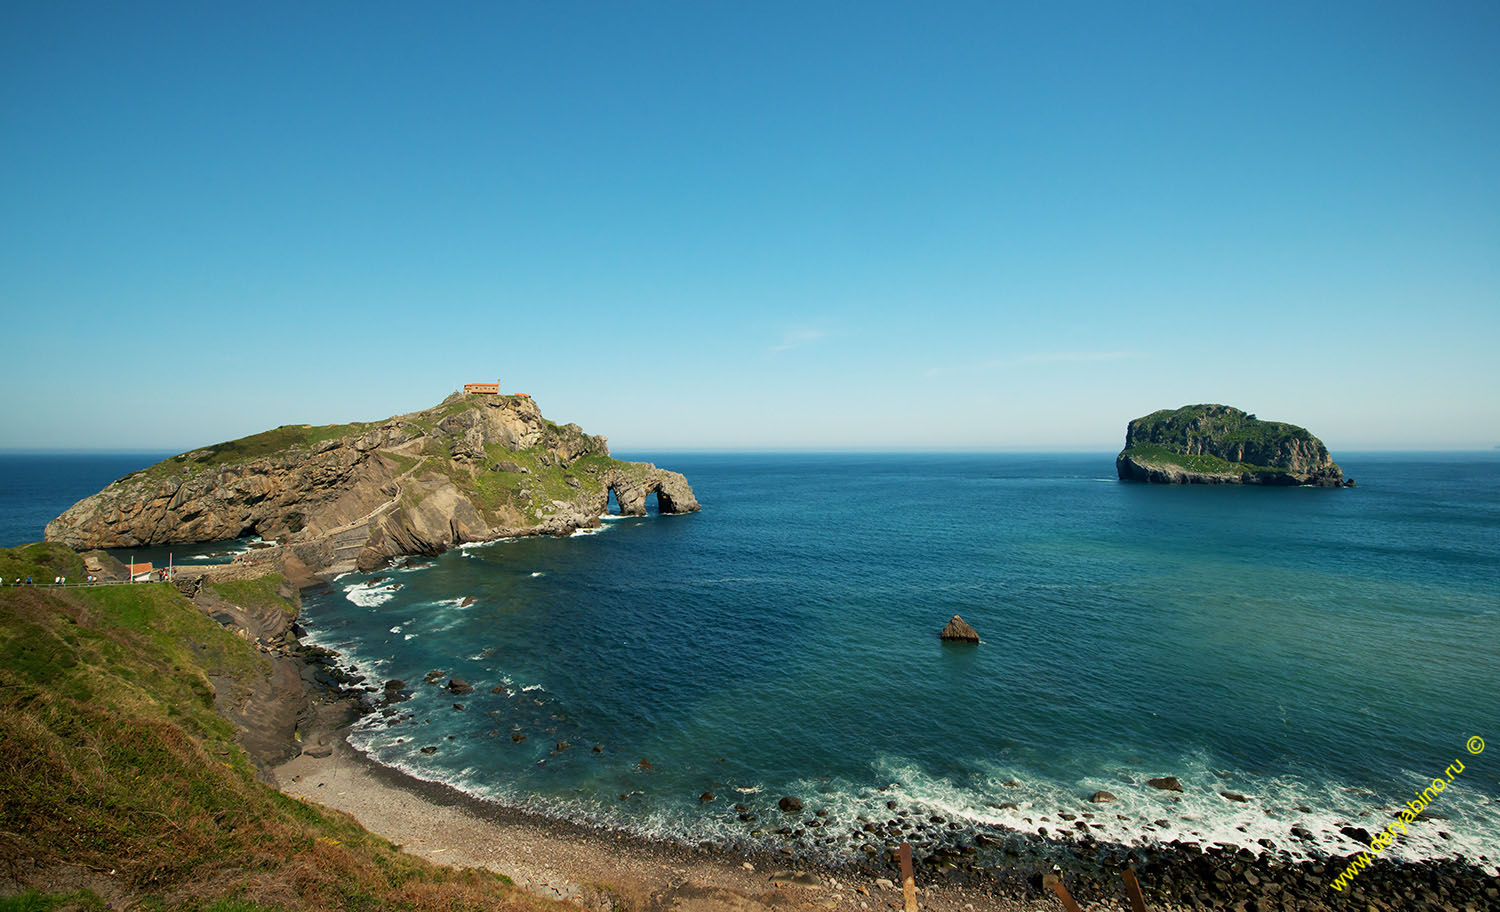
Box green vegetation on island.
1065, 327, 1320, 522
46, 391, 699, 577
1116, 404, 1348, 486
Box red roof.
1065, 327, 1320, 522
127, 562, 154, 574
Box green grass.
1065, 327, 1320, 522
0, 891, 107, 912
206, 574, 297, 622
124, 422, 378, 483
0, 542, 85, 585
1122, 444, 1287, 475
0, 546, 558, 912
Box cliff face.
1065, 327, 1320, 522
45, 393, 699, 576
1116, 404, 1347, 486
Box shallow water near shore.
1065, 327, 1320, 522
292, 453, 1500, 871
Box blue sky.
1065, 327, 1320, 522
2, 2, 1497, 451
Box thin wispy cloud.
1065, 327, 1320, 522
769, 327, 829, 352
1017, 351, 1143, 363
926, 351, 1148, 376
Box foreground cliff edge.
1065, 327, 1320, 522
1116, 404, 1351, 486
45, 391, 700, 578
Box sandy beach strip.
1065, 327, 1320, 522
273, 737, 1005, 912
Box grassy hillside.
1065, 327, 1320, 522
1120, 443, 1288, 476
0, 543, 560, 912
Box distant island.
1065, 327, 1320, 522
1116, 404, 1350, 486
45, 385, 699, 581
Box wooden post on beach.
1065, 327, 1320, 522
897, 842, 917, 912
1042, 874, 1083, 912
1122, 867, 1148, 912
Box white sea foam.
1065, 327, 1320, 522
403, 633, 418, 640
345, 582, 396, 608
521, 683, 545, 693
531, 572, 545, 578
389, 625, 402, 634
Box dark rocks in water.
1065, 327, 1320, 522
452, 703, 464, 711
460, 596, 476, 607
420, 746, 437, 754
1341, 825, 1373, 843
511, 732, 526, 742
1089, 791, 1117, 803
383, 679, 405, 691
778, 796, 804, 813
424, 669, 444, 684
447, 677, 474, 695
637, 758, 653, 771
1148, 777, 1184, 792
700, 792, 715, 803
554, 742, 569, 752
1221, 791, 1249, 802
490, 685, 506, 694
940, 615, 980, 642
592, 745, 604, 753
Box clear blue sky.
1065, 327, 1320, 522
3, 2, 1496, 452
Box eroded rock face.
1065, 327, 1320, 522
600, 465, 701, 516
46, 393, 700, 577
1115, 404, 1346, 486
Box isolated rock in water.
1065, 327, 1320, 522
1115, 404, 1346, 486
1148, 776, 1184, 792
778, 796, 804, 813
447, 678, 474, 695
940, 615, 980, 642
1221, 791, 1249, 802
1089, 791, 1117, 803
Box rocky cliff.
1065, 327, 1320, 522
45, 392, 699, 576
1116, 404, 1348, 486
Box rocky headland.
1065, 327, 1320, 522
1116, 404, 1350, 487
45, 392, 699, 580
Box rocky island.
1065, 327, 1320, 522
1116, 404, 1350, 486
45, 390, 699, 579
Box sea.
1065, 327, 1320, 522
5, 451, 1498, 870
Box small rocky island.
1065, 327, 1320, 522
46, 390, 699, 579
1116, 404, 1350, 486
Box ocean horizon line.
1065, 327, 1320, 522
6, 446, 1497, 457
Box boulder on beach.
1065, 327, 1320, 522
940, 615, 979, 642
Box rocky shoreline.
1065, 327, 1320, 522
280, 633, 1498, 911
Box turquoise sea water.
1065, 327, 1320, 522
6, 451, 1496, 868
289, 453, 1499, 870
